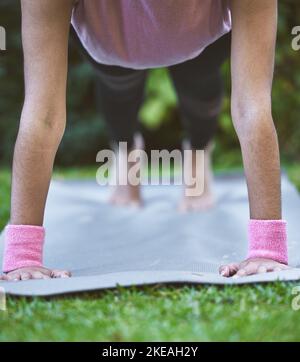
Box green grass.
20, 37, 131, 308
0, 165, 300, 342
1, 284, 300, 342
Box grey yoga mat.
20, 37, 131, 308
1, 173, 300, 296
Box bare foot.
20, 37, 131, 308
109, 134, 143, 207
110, 184, 142, 207
219, 258, 290, 278
0, 266, 71, 282
179, 142, 215, 212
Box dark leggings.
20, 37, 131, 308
71, 30, 231, 149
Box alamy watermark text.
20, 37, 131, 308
0, 26, 6, 51
292, 26, 300, 51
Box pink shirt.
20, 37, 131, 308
71, 0, 231, 69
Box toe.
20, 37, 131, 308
178, 201, 188, 213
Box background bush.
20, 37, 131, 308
0, 0, 299, 167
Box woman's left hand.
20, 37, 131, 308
219, 258, 290, 278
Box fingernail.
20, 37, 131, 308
221, 270, 226, 277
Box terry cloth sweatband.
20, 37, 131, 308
247, 219, 288, 265
2, 225, 45, 273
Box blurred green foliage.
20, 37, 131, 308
0, 0, 299, 166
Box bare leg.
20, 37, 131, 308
109, 134, 143, 207
179, 141, 215, 212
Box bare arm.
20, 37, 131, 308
2, 0, 74, 280
12, 0, 74, 225
230, 0, 280, 220
220, 0, 288, 277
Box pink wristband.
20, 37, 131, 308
2, 225, 45, 273
247, 219, 288, 265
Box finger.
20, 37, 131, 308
242, 262, 260, 276
236, 268, 247, 277
31, 271, 48, 280
219, 263, 239, 277
219, 265, 229, 277
0, 274, 8, 281
41, 273, 51, 279
6, 273, 21, 282
20, 272, 31, 281
274, 266, 283, 272
267, 263, 289, 272
274, 262, 289, 270
273, 264, 290, 272
228, 263, 240, 275
257, 266, 267, 274
51, 270, 71, 278
62, 270, 72, 278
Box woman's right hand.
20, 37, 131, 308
0, 267, 71, 281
